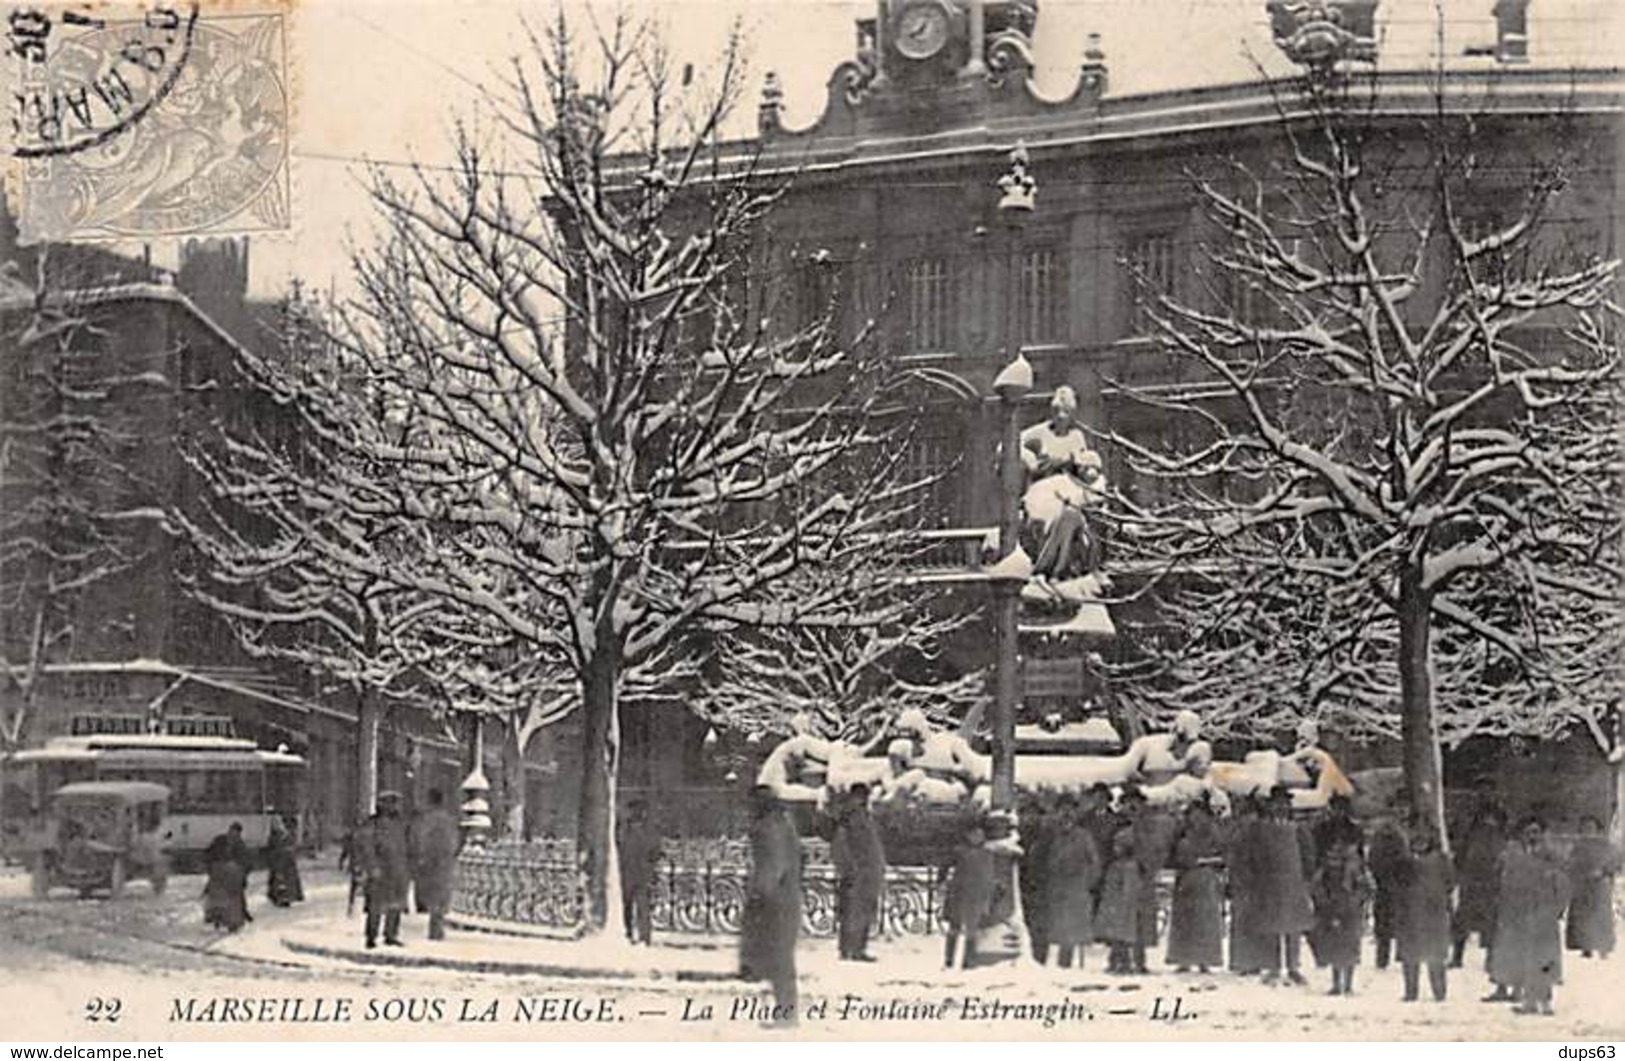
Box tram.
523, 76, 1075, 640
1, 715, 306, 868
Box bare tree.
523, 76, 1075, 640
173, 288, 560, 822
190, 11, 937, 934
1106, 65, 1622, 845
699, 594, 986, 743
0, 255, 167, 750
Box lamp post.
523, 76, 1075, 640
991, 143, 1036, 811
956, 145, 1037, 967
990, 354, 1032, 809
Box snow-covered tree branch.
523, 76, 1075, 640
181, 12, 946, 933
1104, 64, 1622, 845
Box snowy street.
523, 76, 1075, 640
3, 858, 1622, 1042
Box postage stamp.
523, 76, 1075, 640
9, 2, 289, 243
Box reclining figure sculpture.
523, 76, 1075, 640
755, 710, 1352, 814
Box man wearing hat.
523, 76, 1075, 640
360, 791, 412, 949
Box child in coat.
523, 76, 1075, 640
1310, 839, 1372, 996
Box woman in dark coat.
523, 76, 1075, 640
1395, 826, 1454, 1002
202, 823, 250, 932
1043, 809, 1102, 969
1254, 789, 1314, 985
740, 786, 802, 1024
1226, 797, 1270, 975
831, 786, 885, 962
1451, 803, 1507, 967
1565, 815, 1621, 959
943, 823, 995, 970
264, 818, 304, 907
1166, 797, 1225, 973
1309, 839, 1371, 995
1488, 817, 1572, 1015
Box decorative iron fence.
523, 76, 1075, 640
453, 837, 950, 937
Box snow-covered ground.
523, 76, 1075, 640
2, 862, 1621, 1041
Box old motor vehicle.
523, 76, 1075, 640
30, 781, 171, 899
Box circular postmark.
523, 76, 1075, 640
16, 7, 290, 240
10, 2, 199, 159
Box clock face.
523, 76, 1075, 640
894, 2, 950, 61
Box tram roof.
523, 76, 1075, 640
7, 734, 307, 765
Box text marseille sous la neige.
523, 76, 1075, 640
167, 993, 1111, 1030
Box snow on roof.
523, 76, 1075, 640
0, 282, 251, 362
54, 781, 171, 801
39, 658, 333, 720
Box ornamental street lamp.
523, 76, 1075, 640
460, 715, 493, 849
991, 142, 1036, 813
965, 145, 1038, 967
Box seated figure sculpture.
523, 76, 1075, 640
1019, 385, 1107, 585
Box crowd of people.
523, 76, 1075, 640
731, 782, 1620, 1027
198, 787, 462, 948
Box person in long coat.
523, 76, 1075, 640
943, 823, 996, 970
1094, 819, 1143, 973
264, 817, 304, 907
1309, 839, 1371, 995
1451, 802, 1507, 967
1226, 797, 1269, 975
360, 792, 411, 949
411, 788, 461, 941
1042, 805, 1103, 969
740, 786, 802, 1024
1166, 796, 1225, 973
831, 785, 885, 962
1019, 792, 1057, 963
1129, 790, 1176, 974
1488, 817, 1572, 1015
1565, 814, 1621, 959
1254, 788, 1314, 985
1395, 825, 1454, 1002
1366, 815, 1409, 970
202, 823, 251, 932
617, 799, 662, 947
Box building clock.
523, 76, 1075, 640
893, 0, 952, 61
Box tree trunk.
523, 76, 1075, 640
575, 639, 624, 937
1398, 570, 1449, 853
357, 684, 381, 819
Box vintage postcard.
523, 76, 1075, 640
2, 0, 1622, 1044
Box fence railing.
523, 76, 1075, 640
452, 836, 949, 937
